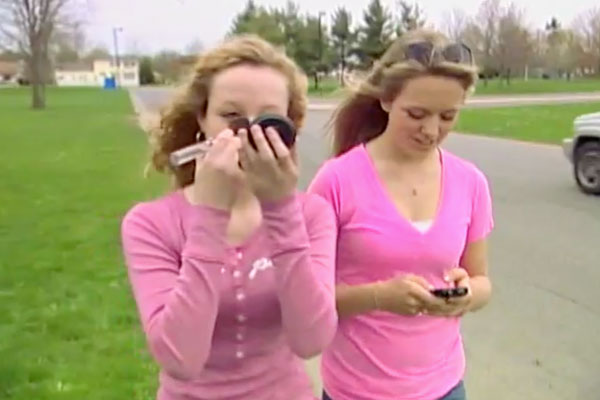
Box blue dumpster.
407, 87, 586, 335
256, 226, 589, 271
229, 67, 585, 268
103, 77, 116, 90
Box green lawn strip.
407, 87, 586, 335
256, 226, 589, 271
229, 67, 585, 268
455, 102, 600, 144
0, 87, 165, 399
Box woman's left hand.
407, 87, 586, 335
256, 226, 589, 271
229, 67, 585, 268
423, 268, 473, 318
238, 124, 299, 203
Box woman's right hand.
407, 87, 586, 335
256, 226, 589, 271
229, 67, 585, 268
374, 275, 443, 316
192, 129, 244, 210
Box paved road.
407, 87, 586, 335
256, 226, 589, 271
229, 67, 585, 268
130, 89, 600, 400
130, 87, 600, 112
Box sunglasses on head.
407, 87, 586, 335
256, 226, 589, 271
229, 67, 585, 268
404, 41, 473, 66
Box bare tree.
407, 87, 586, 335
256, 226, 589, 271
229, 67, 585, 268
441, 8, 469, 41
474, 0, 502, 84
52, 19, 86, 64
0, 0, 72, 109
563, 30, 587, 78
528, 29, 547, 74
573, 8, 600, 75
394, 1, 426, 37
184, 38, 204, 55
82, 45, 111, 63
495, 3, 532, 83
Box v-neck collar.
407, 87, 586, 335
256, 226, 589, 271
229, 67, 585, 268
357, 143, 447, 236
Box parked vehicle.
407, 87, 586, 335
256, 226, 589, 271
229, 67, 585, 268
563, 112, 600, 195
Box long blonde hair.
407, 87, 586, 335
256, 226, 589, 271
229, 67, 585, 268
331, 29, 479, 156
145, 34, 308, 188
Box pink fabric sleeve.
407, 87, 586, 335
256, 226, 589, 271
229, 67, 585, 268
120, 204, 230, 381
306, 161, 342, 219
260, 192, 338, 358
466, 169, 494, 243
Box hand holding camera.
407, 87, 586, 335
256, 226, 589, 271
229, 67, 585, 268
177, 114, 298, 206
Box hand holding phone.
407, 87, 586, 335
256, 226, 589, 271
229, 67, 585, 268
430, 287, 469, 299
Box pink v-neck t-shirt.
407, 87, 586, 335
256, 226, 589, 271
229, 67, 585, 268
307, 144, 494, 400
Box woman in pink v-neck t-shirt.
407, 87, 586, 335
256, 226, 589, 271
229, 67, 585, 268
309, 145, 493, 399
308, 30, 494, 400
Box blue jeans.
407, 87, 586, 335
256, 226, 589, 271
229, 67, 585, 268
322, 380, 466, 400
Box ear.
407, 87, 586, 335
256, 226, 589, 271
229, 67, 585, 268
196, 113, 207, 135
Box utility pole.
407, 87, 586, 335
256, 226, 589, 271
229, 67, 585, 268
112, 27, 123, 88
316, 11, 325, 91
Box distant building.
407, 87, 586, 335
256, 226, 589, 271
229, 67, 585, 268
0, 61, 20, 84
55, 58, 140, 87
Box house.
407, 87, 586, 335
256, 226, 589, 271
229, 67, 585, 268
55, 57, 140, 87
54, 62, 97, 86
0, 61, 20, 84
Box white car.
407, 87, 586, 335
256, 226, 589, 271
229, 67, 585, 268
563, 112, 600, 195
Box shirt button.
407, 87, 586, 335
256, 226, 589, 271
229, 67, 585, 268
236, 350, 245, 359
236, 332, 244, 341
236, 291, 246, 301
236, 252, 243, 260
233, 270, 242, 279
237, 314, 247, 323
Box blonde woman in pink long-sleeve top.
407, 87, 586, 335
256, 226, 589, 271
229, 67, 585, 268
120, 35, 338, 400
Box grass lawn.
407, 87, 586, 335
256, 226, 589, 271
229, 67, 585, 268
455, 102, 600, 144
473, 78, 600, 95
307, 76, 342, 97
308, 77, 600, 98
0, 87, 165, 399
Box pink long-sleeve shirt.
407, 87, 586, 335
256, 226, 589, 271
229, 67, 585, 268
307, 144, 494, 400
120, 190, 338, 400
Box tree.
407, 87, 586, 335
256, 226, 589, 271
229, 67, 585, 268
442, 8, 469, 41
152, 50, 182, 84
51, 19, 85, 64
184, 38, 204, 55
0, 0, 72, 109
494, 4, 532, 83
394, 1, 426, 37
276, 1, 303, 58
543, 17, 567, 77
82, 46, 111, 62
331, 7, 356, 86
0, 49, 23, 61
543, 17, 583, 78
573, 8, 600, 75
468, 0, 502, 83
356, 0, 394, 68
139, 56, 155, 85
292, 13, 333, 89
563, 30, 587, 78
229, 0, 258, 35
229, 1, 285, 46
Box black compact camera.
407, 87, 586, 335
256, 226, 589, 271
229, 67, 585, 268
168, 113, 297, 167
229, 113, 297, 152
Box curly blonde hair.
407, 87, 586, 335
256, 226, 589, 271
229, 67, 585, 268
145, 34, 308, 188
332, 29, 480, 156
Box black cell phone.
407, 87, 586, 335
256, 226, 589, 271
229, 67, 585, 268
229, 114, 297, 152
431, 287, 468, 299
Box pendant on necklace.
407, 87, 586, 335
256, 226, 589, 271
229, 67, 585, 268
412, 188, 418, 196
